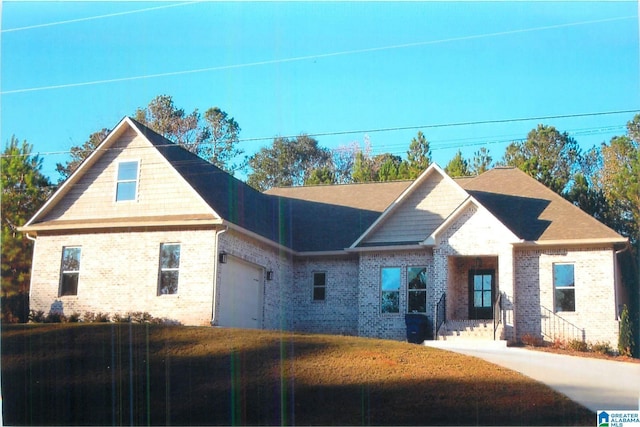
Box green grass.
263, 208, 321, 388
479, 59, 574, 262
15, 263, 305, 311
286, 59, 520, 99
1, 323, 593, 425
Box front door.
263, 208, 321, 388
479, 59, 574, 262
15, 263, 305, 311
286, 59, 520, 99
468, 269, 494, 320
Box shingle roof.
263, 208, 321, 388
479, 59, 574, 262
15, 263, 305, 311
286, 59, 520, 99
129, 119, 293, 248
458, 167, 624, 242
40, 118, 622, 252
265, 182, 412, 252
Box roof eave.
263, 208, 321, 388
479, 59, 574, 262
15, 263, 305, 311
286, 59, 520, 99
222, 221, 296, 256
345, 244, 427, 253
19, 217, 224, 234
513, 237, 629, 248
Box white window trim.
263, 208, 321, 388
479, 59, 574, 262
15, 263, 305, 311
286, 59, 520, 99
114, 159, 141, 202
380, 266, 402, 315
158, 243, 181, 296
553, 262, 576, 312
407, 266, 428, 314
60, 246, 81, 297
312, 271, 327, 302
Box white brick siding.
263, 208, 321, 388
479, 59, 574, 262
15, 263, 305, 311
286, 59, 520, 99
29, 229, 217, 325
357, 250, 435, 340
216, 230, 294, 331
292, 257, 359, 335
433, 204, 517, 341
515, 247, 619, 346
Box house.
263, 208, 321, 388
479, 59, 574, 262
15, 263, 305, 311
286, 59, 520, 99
21, 117, 631, 346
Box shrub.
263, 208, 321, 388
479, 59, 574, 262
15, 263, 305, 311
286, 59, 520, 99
566, 339, 588, 352
1, 293, 29, 323
67, 312, 82, 323
44, 311, 66, 323
29, 309, 46, 323
550, 338, 565, 350
82, 312, 96, 323
130, 311, 153, 323
521, 333, 545, 347
618, 305, 635, 357
112, 313, 131, 323
591, 341, 613, 355
94, 312, 110, 323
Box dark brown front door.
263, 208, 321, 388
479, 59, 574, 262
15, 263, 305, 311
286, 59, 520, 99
469, 269, 494, 320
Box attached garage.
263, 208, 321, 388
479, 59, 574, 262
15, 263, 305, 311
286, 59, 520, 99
217, 256, 264, 329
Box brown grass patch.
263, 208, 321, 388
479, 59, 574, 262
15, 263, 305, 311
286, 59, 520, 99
2, 324, 593, 425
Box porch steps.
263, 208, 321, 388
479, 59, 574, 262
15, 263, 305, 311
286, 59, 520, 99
436, 320, 505, 344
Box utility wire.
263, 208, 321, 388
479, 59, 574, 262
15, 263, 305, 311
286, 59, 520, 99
1, 15, 635, 95
1, 109, 636, 160
1, 2, 201, 33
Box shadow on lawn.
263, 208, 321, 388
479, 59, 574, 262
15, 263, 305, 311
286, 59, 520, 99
2, 324, 592, 426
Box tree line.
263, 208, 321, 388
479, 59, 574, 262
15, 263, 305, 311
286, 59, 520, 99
2, 94, 639, 300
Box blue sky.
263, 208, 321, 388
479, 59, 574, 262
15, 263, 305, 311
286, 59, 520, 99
2, 1, 639, 181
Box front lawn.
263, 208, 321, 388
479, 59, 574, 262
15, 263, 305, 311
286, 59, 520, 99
1, 324, 593, 425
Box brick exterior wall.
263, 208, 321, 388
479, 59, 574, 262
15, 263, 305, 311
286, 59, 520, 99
216, 230, 294, 331
29, 229, 218, 325
292, 256, 359, 335
515, 247, 620, 346
433, 205, 517, 341
357, 250, 434, 340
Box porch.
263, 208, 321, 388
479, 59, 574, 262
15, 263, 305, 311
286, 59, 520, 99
435, 255, 505, 342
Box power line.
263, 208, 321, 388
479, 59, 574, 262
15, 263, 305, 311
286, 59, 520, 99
238, 109, 640, 144
1, 2, 201, 33
1, 109, 636, 160
1, 15, 635, 95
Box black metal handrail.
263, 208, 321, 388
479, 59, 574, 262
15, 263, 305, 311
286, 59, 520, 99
540, 305, 585, 342
493, 292, 502, 340
435, 292, 446, 339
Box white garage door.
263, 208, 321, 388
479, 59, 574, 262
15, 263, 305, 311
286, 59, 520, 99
217, 257, 263, 329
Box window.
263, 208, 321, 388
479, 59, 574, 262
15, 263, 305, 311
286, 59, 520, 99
60, 247, 81, 296
407, 267, 427, 313
158, 243, 180, 295
313, 272, 326, 301
554, 263, 575, 312
116, 161, 139, 201
381, 267, 401, 313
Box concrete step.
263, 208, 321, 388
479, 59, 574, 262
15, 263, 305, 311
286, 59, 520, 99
424, 339, 508, 350
437, 320, 503, 341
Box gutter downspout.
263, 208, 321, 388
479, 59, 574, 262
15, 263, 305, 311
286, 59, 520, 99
211, 226, 227, 326
614, 244, 630, 320
25, 233, 37, 300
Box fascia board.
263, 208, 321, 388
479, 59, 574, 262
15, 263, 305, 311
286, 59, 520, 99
23, 117, 132, 228
350, 163, 461, 248
345, 244, 426, 253
423, 195, 522, 246
513, 237, 629, 248
222, 221, 296, 256
125, 118, 221, 220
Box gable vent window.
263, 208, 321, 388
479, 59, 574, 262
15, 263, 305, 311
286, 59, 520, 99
60, 246, 81, 296
116, 161, 139, 202
158, 243, 180, 295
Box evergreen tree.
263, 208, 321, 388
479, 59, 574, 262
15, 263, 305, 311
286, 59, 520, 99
1, 137, 52, 295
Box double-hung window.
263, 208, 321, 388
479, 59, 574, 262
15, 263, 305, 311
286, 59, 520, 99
116, 161, 139, 202
158, 243, 180, 295
381, 267, 401, 313
313, 272, 326, 301
60, 247, 81, 296
554, 263, 575, 312
407, 267, 427, 313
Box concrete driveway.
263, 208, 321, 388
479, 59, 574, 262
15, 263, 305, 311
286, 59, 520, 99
424, 341, 640, 412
